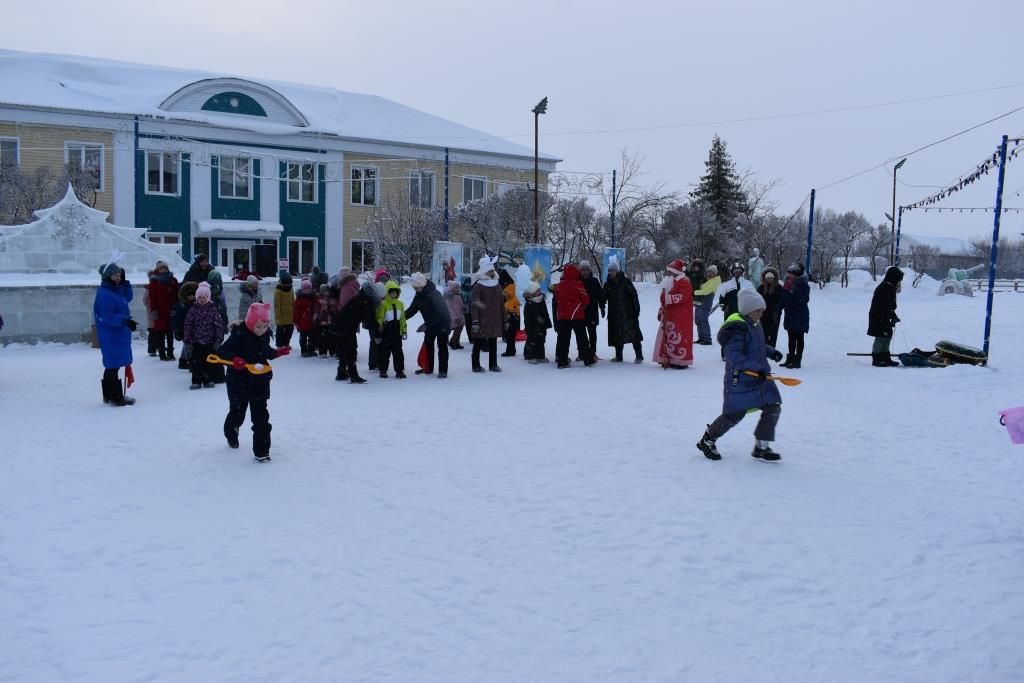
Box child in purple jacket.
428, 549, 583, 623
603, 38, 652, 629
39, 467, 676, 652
184, 282, 226, 389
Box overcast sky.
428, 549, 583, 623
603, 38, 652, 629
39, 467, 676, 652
5, 0, 1023, 239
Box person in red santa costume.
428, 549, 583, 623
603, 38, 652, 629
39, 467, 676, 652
653, 258, 694, 369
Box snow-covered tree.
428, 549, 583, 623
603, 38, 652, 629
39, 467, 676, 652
0, 164, 100, 225
364, 194, 445, 277
452, 188, 541, 265
689, 135, 747, 231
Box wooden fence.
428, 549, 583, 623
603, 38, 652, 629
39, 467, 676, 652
966, 279, 1023, 292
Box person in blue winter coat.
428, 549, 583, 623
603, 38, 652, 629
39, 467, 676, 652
781, 263, 811, 368
696, 288, 784, 462
93, 262, 137, 406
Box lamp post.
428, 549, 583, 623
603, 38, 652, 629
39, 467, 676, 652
890, 157, 907, 263
532, 97, 548, 244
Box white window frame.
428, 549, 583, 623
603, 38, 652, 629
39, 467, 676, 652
145, 232, 182, 255
409, 170, 435, 209
350, 239, 376, 271
462, 175, 487, 203
286, 162, 318, 204
144, 151, 182, 196
0, 136, 20, 169
287, 237, 318, 275
217, 155, 253, 200
65, 141, 105, 191
350, 165, 379, 207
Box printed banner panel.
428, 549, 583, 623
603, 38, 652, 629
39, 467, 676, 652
431, 241, 463, 287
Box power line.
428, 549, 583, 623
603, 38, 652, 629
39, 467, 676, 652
488, 82, 1024, 139
816, 104, 1024, 193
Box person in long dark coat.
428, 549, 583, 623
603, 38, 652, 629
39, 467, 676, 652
867, 266, 903, 367
470, 257, 507, 373
405, 273, 452, 378
602, 258, 643, 363
579, 260, 605, 359
781, 263, 810, 369
94, 262, 137, 406
757, 266, 784, 349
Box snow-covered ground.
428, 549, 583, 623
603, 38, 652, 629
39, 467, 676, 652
3, 272, 1023, 682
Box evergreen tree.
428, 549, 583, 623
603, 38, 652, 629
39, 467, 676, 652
690, 135, 747, 228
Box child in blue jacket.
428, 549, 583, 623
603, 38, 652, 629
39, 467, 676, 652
697, 288, 785, 462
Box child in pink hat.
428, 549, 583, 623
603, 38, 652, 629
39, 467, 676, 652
216, 302, 291, 462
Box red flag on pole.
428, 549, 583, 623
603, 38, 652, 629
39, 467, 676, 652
125, 364, 135, 389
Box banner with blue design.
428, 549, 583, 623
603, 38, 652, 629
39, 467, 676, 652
602, 247, 626, 282
523, 244, 553, 293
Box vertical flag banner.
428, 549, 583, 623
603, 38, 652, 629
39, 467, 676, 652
523, 244, 553, 293
431, 241, 462, 286
602, 247, 626, 282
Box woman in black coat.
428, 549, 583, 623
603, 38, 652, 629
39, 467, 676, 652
867, 266, 903, 367
601, 261, 643, 363
781, 263, 810, 368
757, 266, 784, 349
405, 273, 452, 378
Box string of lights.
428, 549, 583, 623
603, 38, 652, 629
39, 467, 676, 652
903, 138, 1024, 212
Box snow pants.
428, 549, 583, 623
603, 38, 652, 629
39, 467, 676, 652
555, 320, 592, 365
422, 331, 449, 374
872, 336, 892, 354
379, 334, 405, 374
298, 330, 314, 356
523, 330, 547, 360
472, 337, 498, 369
275, 324, 294, 349
707, 403, 782, 442
224, 387, 271, 458
190, 343, 215, 385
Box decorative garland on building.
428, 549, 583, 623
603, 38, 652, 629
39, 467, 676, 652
903, 137, 1024, 212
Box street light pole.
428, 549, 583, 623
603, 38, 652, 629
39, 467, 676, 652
890, 157, 907, 263
532, 97, 548, 244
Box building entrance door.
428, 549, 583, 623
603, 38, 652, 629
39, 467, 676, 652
219, 240, 254, 275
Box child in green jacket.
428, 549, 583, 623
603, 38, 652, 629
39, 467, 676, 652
375, 281, 407, 378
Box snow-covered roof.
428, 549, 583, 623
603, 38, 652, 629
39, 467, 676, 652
901, 233, 971, 255
0, 49, 559, 162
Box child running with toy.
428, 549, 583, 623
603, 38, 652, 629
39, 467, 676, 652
217, 303, 291, 462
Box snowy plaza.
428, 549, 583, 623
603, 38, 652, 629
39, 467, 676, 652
3, 278, 1022, 682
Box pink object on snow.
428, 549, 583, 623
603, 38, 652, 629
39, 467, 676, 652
999, 406, 1024, 445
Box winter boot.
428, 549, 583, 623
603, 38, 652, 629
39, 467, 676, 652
335, 366, 350, 381
871, 353, 889, 367
225, 425, 240, 449
634, 353, 644, 364
697, 429, 722, 461
101, 379, 113, 405
791, 354, 802, 369
396, 370, 407, 379
108, 379, 136, 406
157, 348, 167, 361
752, 443, 781, 462
884, 354, 900, 367
612, 348, 624, 362
348, 366, 367, 384
488, 364, 502, 373
781, 354, 793, 368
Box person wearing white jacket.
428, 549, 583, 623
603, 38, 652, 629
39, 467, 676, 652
714, 263, 755, 318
